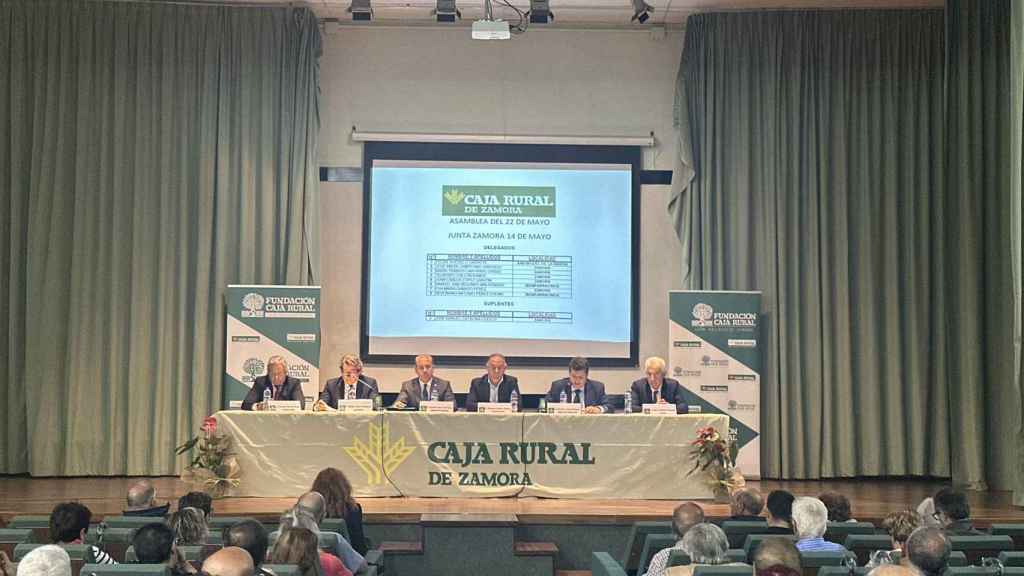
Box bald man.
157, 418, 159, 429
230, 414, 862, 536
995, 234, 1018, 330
202, 547, 255, 576
645, 502, 706, 576
123, 481, 169, 517
394, 355, 453, 409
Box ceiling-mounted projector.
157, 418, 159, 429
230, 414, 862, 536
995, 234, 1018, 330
472, 19, 510, 39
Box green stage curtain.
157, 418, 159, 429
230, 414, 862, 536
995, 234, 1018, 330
672, 10, 952, 480
0, 0, 321, 475
1012, 0, 1024, 505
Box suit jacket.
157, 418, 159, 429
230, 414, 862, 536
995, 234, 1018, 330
464, 375, 520, 412
242, 375, 305, 410
628, 377, 689, 414
545, 378, 612, 412
395, 377, 454, 408
321, 376, 380, 408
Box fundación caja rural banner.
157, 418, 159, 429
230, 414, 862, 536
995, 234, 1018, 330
224, 285, 321, 408
669, 290, 762, 477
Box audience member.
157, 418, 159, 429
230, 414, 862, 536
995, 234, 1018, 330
765, 491, 796, 533
312, 467, 369, 554
867, 510, 922, 567
202, 547, 256, 576
665, 523, 742, 576
818, 492, 854, 522
15, 545, 70, 576
169, 507, 209, 546
0, 551, 13, 576
792, 497, 845, 552
124, 481, 170, 517
178, 492, 214, 519
905, 527, 951, 576
753, 537, 802, 576
932, 488, 984, 536
272, 527, 347, 576
223, 520, 272, 576
131, 522, 196, 576
728, 488, 765, 521
644, 502, 705, 576
867, 565, 919, 576
916, 497, 939, 527
48, 502, 116, 564
273, 503, 364, 574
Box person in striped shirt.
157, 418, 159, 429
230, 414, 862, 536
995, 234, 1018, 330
49, 502, 117, 564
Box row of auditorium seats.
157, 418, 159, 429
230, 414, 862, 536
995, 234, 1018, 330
593, 554, 1024, 576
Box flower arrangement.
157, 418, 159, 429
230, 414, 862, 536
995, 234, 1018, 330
687, 426, 743, 498
175, 416, 240, 498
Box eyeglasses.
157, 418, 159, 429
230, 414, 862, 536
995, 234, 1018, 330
931, 511, 943, 521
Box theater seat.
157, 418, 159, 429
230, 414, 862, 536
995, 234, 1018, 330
14, 543, 91, 561
592, 551, 628, 576
125, 544, 221, 563
621, 521, 672, 573
692, 564, 754, 576
991, 526, 1024, 551
85, 528, 137, 563
80, 565, 170, 576
1000, 552, 1024, 567
7, 516, 51, 544
320, 518, 352, 541
668, 549, 692, 568
207, 517, 261, 531
817, 567, 869, 576
823, 523, 875, 547
101, 517, 164, 530
639, 534, 677, 574
843, 534, 893, 565
948, 536, 1015, 565
941, 567, 1024, 576
0, 529, 33, 560
721, 521, 769, 550
799, 551, 856, 576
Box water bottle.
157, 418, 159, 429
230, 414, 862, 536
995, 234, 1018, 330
559, 390, 567, 404
373, 395, 382, 412
262, 387, 272, 411
623, 391, 632, 414
510, 390, 519, 412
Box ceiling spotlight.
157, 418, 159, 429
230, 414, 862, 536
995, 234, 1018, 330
435, 0, 461, 22
348, 0, 373, 21
529, 0, 552, 23
630, 0, 652, 23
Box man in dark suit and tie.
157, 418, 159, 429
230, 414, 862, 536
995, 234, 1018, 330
628, 356, 689, 413
545, 356, 611, 414
241, 355, 305, 410
395, 354, 454, 409
320, 354, 379, 408
465, 353, 520, 412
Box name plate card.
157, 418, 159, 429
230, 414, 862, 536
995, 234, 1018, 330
420, 400, 456, 413
547, 402, 584, 415
338, 399, 374, 413
267, 400, 303, 412
642, 403, 678, 415
477, 402, 514, 414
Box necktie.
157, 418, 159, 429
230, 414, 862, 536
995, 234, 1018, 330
273, 385, 281, 400
574, 389, 582, 404
347, 384, 355, 400
423, 383, 430, 400
653, 390, 659, 403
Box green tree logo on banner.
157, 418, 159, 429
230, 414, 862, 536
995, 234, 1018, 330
344, 422, 415, 485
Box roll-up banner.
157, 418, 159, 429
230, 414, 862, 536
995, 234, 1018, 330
669, 290, 761, 477
224, 285, 321, 408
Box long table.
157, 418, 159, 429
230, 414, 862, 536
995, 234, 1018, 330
213, 411, 729, 499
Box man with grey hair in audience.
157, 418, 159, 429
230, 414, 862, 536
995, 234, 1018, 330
123, 480, 170, 517
728, 488, 765, 521
905, 527, 951, 576
643, 502, 705, 576
665, 523, 745, 576
15, 545, 71, 576
270, 493, 366, 574
792, 497, 845, 552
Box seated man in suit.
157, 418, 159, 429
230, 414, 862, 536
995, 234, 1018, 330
465, 353, 520, 412
241, 355, 305, 410
321, 354, 379, 408
629, 356, 689, 413
394, 354, 454, 409
545, 356, 611, 414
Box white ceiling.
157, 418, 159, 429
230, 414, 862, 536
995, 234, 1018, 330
221, 0, 942, 27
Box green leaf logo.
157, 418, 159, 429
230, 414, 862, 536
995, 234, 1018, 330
444, 188, 465, 205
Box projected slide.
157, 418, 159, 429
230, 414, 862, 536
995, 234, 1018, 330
362, 148, 637, 364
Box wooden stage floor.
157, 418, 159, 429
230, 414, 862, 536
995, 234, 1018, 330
2, 477, 1022, 526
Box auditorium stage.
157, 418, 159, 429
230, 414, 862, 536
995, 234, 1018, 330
1, 477, 1022, 526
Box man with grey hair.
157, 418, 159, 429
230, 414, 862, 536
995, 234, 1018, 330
729, 488, 765, 521
905, 527, 951, 576
792, 497, 845, 552
629, 356, 689, 413
16, 545, 71, 576
644, 502, 705, 576
124, 480, 170, 517
270, 494, 366, 574
242, 355, 305, 410
681, 523, 731, 565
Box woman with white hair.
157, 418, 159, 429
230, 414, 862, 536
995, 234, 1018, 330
14, 545, 71, 576
665, 523, 747, 576
792, 497, 846, 552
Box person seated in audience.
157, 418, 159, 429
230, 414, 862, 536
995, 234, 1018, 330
752, 536, 802, 576
242, 355, 305, 411
132, 522, 197, 576
905, 527, 951, 576
465, 353, 521, 412
0, 551, 13, 576
271, 527, 349, 576
123, 480, 170, 517
728, 488, 765, 521
628, 356, 688, 413
48, 502, 117, 564
271, 497, 365, 574
665, 523, 745, 576
867, 565, 919, 576
644, 502, 705, 576
867, 510, 922, 568
916, 497, 939, 527
202, 547, 255, 576
14, 545, 70, 576
545, 356, 612, 414
169, 507, 209, 546
818, 492, 855, 522
791, 497, 845, 552
312, 468, 369, 554
764, 490, 796, 534
320, 354, 380, 409
223, 520, 273, 576
178, 491, 213, 519
932, 488, 984, 535
394, 354, 454, 409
